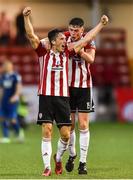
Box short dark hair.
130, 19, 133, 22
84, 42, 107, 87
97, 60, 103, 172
48, 29, 63, 45
69, 17, 84, 27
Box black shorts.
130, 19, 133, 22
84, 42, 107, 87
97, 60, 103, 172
37, 95, 71, 127
69, 87, 94, 113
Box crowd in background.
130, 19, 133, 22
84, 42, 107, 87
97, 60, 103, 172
0, 7, 29, 46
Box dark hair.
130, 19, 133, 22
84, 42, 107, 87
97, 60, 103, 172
69, 17, 84, 27
48, 28, 63, 45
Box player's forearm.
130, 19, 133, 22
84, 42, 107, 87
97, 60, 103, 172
10, 84, 22, 103
14, 84, 22, 97
80, 51, 95, 64
24, 15, 39, 49
84, 22, 104, 43
74, 15, 108, 53
74, 22, 103, 53
24, 16, 34, 39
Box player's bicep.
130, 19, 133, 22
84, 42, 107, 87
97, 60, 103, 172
28, 33, 40, 49
85, 48, 96, 61
15, 82, 22, 96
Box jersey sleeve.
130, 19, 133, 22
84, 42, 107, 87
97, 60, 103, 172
35, 41, 47, 57
15, 74, 22, 83
85, 40, 96, 50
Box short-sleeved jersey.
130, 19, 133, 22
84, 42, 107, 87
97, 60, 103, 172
35, 41, 69, 97
64, 31, 96, 88
0, 72, 21, 104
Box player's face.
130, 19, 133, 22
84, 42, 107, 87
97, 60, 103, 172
69, 25, 84, 41
55, 33, 66, 52
2, 61, 13, 73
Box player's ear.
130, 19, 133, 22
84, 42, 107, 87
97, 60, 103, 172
52, 40, 55, 45
81, 26, 84, 33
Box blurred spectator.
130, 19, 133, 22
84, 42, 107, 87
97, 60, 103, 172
15, 7, 29, 46
0, 11, 11, 46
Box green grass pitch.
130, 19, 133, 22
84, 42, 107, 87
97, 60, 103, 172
0, 122, 133, 179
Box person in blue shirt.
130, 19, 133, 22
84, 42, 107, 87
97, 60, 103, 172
0, 60, 22, 143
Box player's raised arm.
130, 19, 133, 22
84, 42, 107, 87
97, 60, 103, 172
23, 7, 40, 49
73, 15, 109, 53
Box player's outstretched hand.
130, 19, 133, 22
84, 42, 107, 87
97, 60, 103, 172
9, 95, 19, 103
23, 7, 32, 16
101, 15, 109, 25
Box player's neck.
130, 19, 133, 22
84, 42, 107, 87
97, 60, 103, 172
71, 37, 81, 42
6, 70, 14, 74
51, 46, 59, 54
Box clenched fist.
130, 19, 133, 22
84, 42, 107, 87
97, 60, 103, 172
101, 15, 109, 25
23, 7, 32, 16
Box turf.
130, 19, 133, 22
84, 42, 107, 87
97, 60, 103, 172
0, 122, 133, 179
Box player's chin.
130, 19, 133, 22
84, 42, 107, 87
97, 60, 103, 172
60, 46, 65, 52
72, 36, 78, 41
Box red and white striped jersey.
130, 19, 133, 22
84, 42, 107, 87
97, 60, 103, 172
35, 41, 69, 97
64, 31, 96, 88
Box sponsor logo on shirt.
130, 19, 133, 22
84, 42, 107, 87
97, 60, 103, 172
3, 80, 13, 88
52, 60, 63, 71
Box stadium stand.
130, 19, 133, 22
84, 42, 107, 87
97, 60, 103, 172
0, 47, 38, 84
90, 28, 132, 87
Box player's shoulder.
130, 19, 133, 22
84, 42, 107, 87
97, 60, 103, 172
40, 38, 49, 47
89, 40, 96, 47
12, 71, 19, 76
13, 72, 22, 81
37, 40, 44, 48
35, 39, 47, 57
83, 33, 96, 49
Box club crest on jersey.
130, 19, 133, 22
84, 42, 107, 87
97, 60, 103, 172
3, 80, 13, 88
52, 60, 63, 71
39, 113, 42, 119
87, 102, 90, 109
